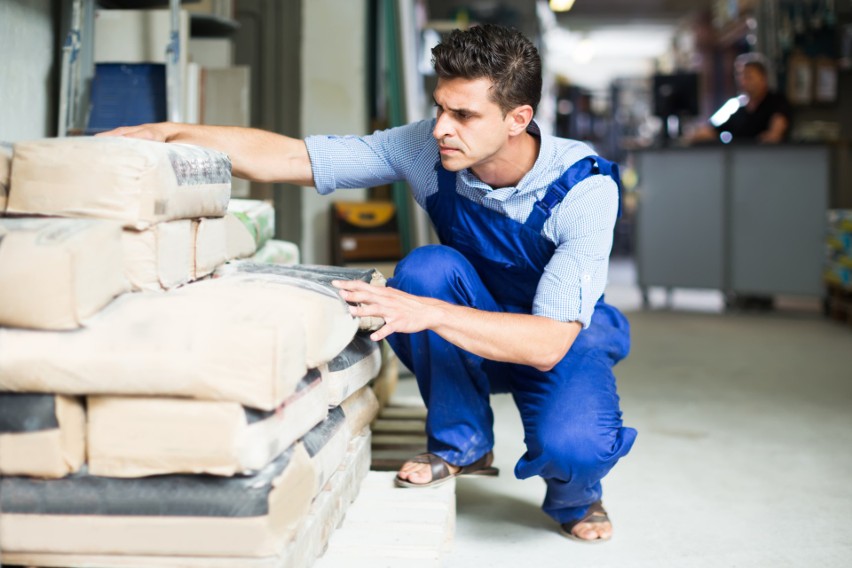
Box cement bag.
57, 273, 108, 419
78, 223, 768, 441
301, 389, 376, 493
225, 198, 275, 260
339, 385, 380, 440
0, 394, 86, 478
87, 370, 328, 478
0, 142, 11, 212
322, 333, 382, 407
7, 137, 231, 228
122, 219, 193, 291
251, 239, 300, 265
301, 406, 349, 492
217, 261, 386, 331
207, 272, 360, 368
192, 217, 228, 278
0, 218, 128, 330
0, 443, 316, 558
0, 279, 311, 411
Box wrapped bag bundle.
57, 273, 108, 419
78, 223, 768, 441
0, 142, 11, 212
251, 239, 300, 265
0, 394, 86, 478
225, 198, 275, 260
122, 219, 193, 291
7, 137, 231, 228
322, 333, 382, 407
0, 218, 128, 330
0, 444, 316, 559
87, 370, 328, 478
0, 273, 358, 410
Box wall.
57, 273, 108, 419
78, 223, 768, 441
0, 0, 57, 141
234, 0, 304, 245
300, 0, 368, 264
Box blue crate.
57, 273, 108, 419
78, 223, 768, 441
86, 63, 167, 134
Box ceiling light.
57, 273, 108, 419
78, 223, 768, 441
549, 0, 576, 12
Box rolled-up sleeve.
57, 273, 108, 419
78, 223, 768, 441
304, 120, 435, 195
533, 174, 619, 328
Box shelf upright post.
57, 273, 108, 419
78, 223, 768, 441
166, 0, 182, 122
58, 0, 83, 137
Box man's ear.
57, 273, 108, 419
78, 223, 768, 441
507, 105, 534, 136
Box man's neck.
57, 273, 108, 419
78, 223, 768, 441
471, 131, 541, 189
746, 89, 768, 111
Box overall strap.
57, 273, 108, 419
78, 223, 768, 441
435, 161, 456, 194
524, 155, 623, 233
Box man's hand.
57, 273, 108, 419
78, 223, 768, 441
94, 123, 314, 186
332, 279, 441, 341
96, 122, 176, 142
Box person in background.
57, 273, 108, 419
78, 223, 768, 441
691, 56, 792, 144
100, 24, 635, 543
691, 55, 791, 311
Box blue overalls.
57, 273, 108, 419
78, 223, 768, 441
386, 156, 637, 524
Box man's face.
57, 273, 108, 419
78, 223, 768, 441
738, 65, 768, 99
432, 77, 514, 172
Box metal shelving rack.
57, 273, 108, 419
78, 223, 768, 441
58, 0, 183, 137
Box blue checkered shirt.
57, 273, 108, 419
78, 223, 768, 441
305, 119, 618, 328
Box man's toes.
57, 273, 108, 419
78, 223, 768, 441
397, 463, 431, 483
573, 522, 611, 541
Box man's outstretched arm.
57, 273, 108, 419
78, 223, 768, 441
99, 123, 314, 186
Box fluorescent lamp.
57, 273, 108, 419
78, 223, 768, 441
550, 0, 576, 12
709, 95, 746, 127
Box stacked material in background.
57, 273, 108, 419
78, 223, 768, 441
825, 210, 852, 324
0, 137, 388, 567
826, 210, 852, 290
225, 198, 275, 259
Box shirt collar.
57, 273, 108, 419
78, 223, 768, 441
458, 120, 550, 198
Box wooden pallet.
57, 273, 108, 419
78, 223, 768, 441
370, 395, 427, 472
314, 471, 455, 568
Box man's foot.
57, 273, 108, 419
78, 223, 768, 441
559, 500, 613, 543
394, 452, 499, 488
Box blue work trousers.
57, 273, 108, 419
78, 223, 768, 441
386, 245, 637, 524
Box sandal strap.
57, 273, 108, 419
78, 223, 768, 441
409, 453, 451, 482
561, 500, 610, 533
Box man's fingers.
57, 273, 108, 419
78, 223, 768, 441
348, 303, 385, 318
370, 325, 394, 342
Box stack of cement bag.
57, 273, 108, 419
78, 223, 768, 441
0, 136, 385, 568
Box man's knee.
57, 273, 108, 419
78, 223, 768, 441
536, 422, 631, 479
389, 245, 473, 297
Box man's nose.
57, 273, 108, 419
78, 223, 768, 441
433, 113, 453, 140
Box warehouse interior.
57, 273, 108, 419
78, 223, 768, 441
0, 0, 851, 567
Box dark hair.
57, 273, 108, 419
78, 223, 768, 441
431, 24, 542, 116
743, 60, 768, 77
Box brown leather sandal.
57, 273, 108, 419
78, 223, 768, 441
394, 451, 499, 488
559, 500, 612, 543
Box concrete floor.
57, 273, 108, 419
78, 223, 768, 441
397, 259, 852, 567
